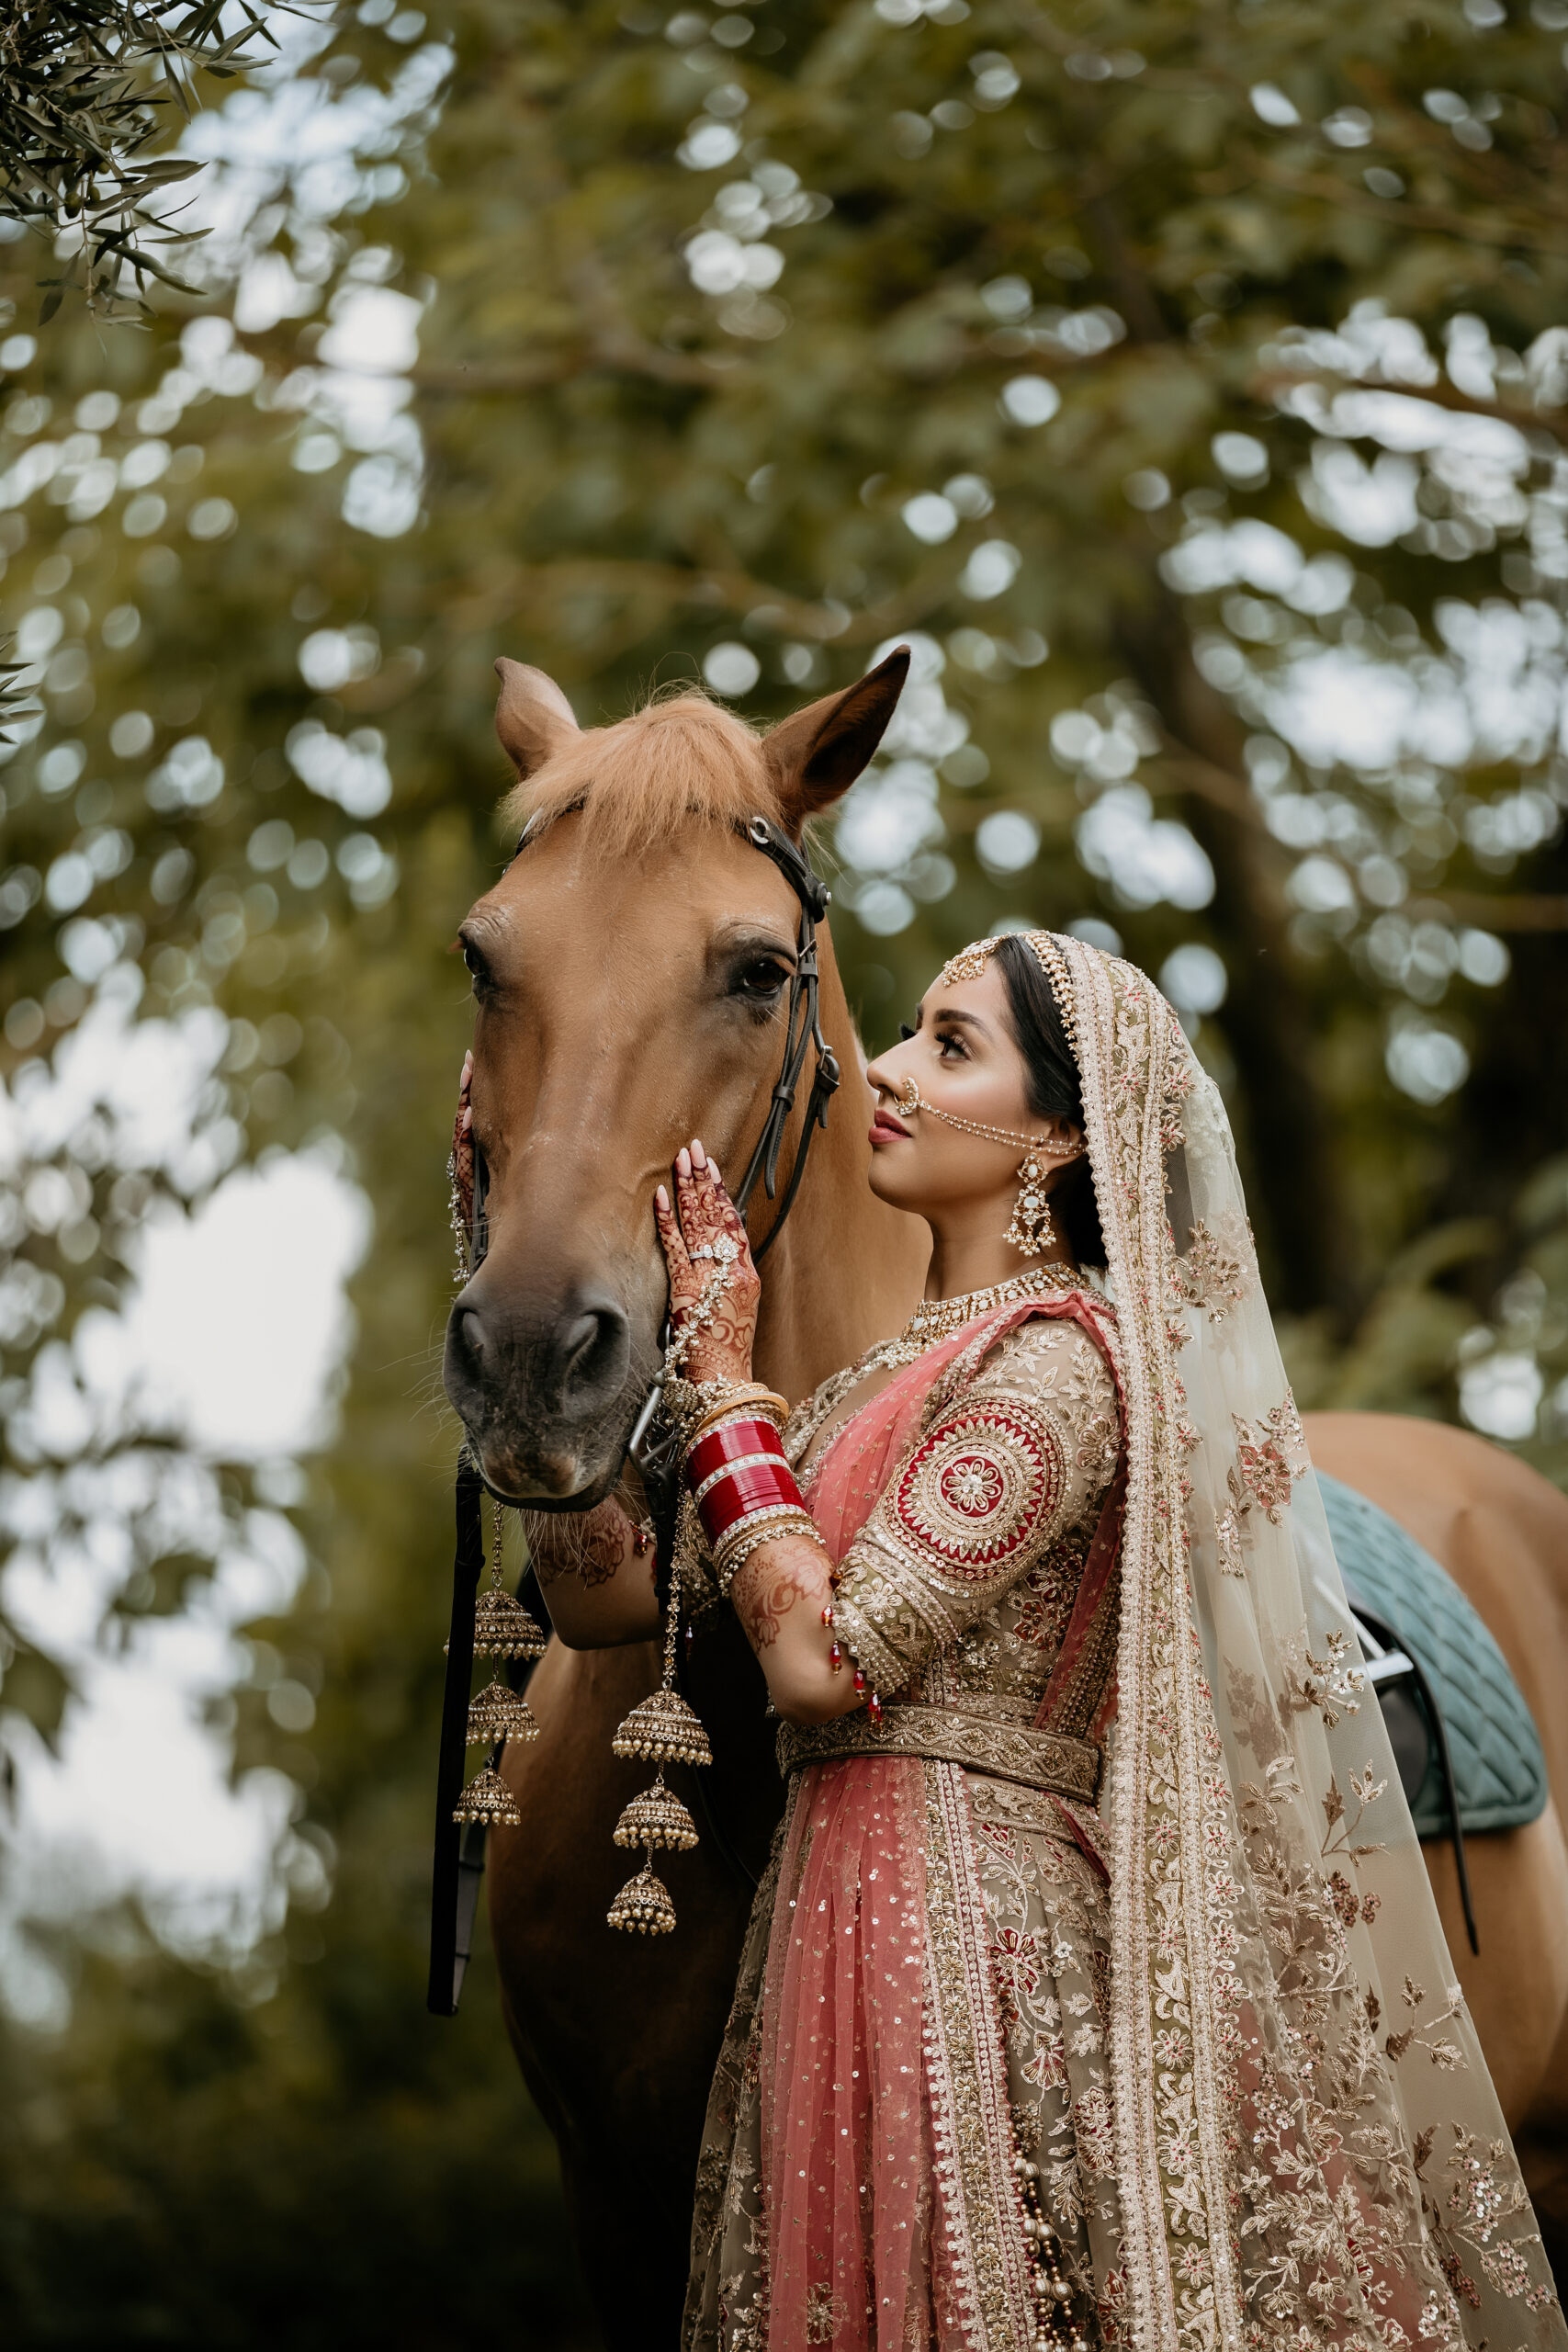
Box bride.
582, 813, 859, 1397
549, 927, 1562, 2352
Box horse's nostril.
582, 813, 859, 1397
459, 1307, 491, 1368
553, 1299, 630, 1409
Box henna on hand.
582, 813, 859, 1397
655, 1146, 761, 1385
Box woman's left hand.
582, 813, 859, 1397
654, 1139, 761, 1387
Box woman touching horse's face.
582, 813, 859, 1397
863, 961, 1083, 1256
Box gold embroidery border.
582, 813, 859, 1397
921, 1758, 1036, 2349
777, 1702, 1101, 1804
1066, 937, 1246, 2352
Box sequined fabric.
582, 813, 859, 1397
684, 1299, 1127, 2352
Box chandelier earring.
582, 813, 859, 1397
1004, 1154, 1057, 1257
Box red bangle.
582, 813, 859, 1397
697, 1461, 803, 1546
685, 1416, 786, 1496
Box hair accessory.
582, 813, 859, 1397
1024, 932, 1079, 1063
934, 932, 1079, 1066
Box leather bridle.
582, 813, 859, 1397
428, 812, 837, 2015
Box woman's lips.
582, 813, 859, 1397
869, 1111, 910, 1146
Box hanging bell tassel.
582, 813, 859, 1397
610, 1575, 712, 1767
465, 1675, 539, 1749
606, 1855, 678, 1936
610, 1686, 712, 1769
471, 1582, 548, 1659
452, 1762, 521, 1826
613, 1771, 698, 1853
607, 1584, 708, 1932
446, 1498, 548, 1659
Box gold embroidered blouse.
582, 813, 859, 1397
787, 1317, 1121, 1713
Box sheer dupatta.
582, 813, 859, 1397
1055, 936, 1562, 2352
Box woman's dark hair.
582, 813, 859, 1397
993, 933, 1105, 1268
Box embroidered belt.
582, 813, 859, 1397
776, 1703, 1101, 1804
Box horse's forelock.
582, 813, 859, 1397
499, 694, 783, 860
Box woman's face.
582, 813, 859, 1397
863, 960, 1083, 1224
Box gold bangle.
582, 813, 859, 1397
684, 1388, 790, 1451
715, 1510, 824, 1598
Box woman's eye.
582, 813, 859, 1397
898, 1023, 915, 1041
737, 958, 788, 999
936, 1029, 968, 1058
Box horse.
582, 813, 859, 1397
444, 655, 1568, 2352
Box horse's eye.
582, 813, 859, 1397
461, 938, 493, 996
736, 957, 788, 1000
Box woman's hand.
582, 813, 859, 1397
654, 1137, 761, 1386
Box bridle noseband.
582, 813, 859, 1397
429, 810, 837, 2014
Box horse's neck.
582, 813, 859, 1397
752, 941, 928, 1405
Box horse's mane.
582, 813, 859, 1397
500, 690, 785, 861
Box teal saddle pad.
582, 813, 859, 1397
1317, 1472, 1548, 1840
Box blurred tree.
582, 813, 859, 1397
2, 0, 1567, 2339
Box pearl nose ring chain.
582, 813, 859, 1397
889, 1073, 1077, 1159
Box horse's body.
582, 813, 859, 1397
450, 657, 1568, 2352
1303, 1412, 1568, 2133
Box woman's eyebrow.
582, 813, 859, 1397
928, 1005, 994, 1036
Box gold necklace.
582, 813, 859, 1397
894, 1263, 1077, 1358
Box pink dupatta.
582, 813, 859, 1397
759, 1295, 1120, 2352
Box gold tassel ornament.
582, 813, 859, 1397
607, 1583, 708, 1934
604, 1864, 678, 1936
452, 1763, 520, 1827
613, 1773, 698, 1853
465, 1675, 538, 1749
452, 1500, 540, 1826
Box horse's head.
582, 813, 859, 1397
443, 649, 909, 1505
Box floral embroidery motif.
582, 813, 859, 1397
1214, 1503, 1246, 1577
1229, 1395, 1308, 1524
894, 1402, 1057, 1578
1172, 1215, 1255, 1325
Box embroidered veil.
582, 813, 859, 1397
1055, 933, 1560, 2352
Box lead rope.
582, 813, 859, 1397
430, 812, 833, 2013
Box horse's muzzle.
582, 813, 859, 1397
443, 1272, 636, 1502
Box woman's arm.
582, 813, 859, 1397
728, 1529, 865, 1727
525, 1495, 661, 1648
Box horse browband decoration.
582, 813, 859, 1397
428, 813, 838, 2015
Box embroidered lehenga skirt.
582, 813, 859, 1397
683, 1303, 1130, 2350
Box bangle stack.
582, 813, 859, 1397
683, 1407, 820, 1595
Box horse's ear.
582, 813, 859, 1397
762, 646, 910, 822
494, 657, 580, 778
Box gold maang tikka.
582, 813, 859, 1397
891, 1075, 1076, 1258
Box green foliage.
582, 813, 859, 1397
0, 0, 1566, 2338
0, 0, 271, 319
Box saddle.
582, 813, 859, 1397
1318, 1471, 1547, 1842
